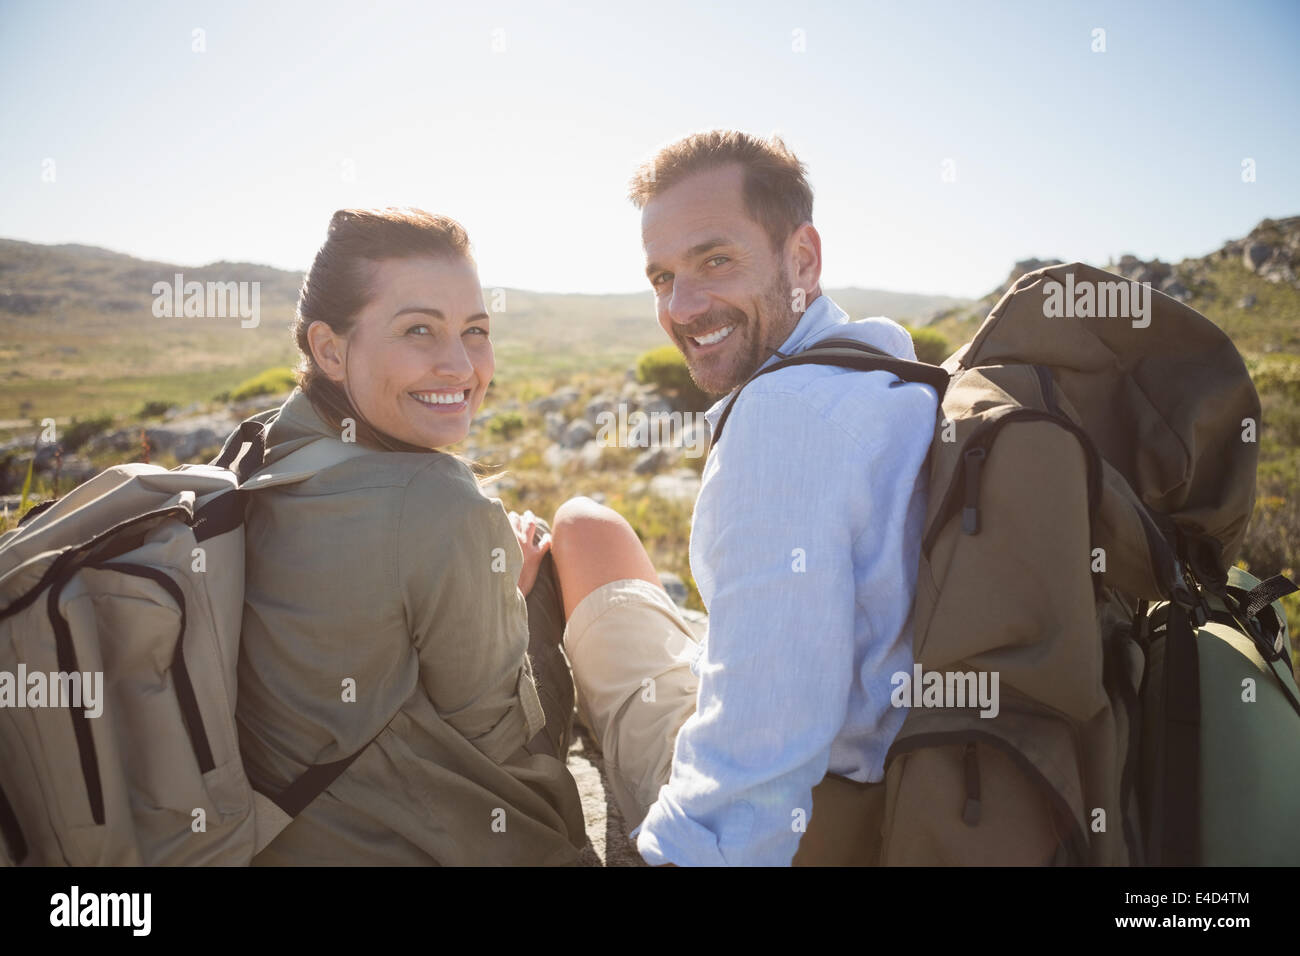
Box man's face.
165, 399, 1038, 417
641, 163, 798, 395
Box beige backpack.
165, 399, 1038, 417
0, 417, 371, 865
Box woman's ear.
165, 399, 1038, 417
306, 320, 347, 384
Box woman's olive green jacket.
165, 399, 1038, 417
236, 388, 586, 865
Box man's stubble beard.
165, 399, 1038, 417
679, 267, 797, 396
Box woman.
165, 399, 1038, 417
235, 208, 633, 865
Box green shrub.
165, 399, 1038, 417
903, 326, 952, 365
487, 411, 526, 440
228, 367, 297, 403
637, 345, 692, 391
138, 400, 174, 419
1253, 355, 1300, 399
61, 414, 115, 452
635, 345, 712, 410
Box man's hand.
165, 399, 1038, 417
508, 509, 551, 597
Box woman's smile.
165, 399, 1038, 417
410, 388, 469, 411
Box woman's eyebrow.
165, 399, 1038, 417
393, 307, 489, 323
394, 306, 446, 320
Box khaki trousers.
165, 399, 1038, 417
561, 578, 882, 865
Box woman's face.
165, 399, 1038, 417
326, 255, 493, 449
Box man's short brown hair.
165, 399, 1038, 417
628, 130, 813, 252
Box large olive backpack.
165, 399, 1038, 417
713, 261, 1299, 865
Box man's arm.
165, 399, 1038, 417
636, 385, 885, 866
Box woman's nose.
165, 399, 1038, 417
432, 340, 475, 381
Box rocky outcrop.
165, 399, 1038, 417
536, 377, 710, 480
0, 394, 289, 496
956, 216, 1300, 325
84, 411, 242, 462
1108, 255, 1192, 302
1216, 216, 1300, 286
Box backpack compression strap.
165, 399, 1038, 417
711, 337, 950, 446
1159, 598, 1201, 865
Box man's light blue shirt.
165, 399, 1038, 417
633, 293, 939, 866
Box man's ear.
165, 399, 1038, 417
306, 320, 347, 384
787, 222, 822, 301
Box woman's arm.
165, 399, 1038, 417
397, 459, 545, 763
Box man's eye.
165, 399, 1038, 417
652, 273, 672, 288
706, 255, 729, 267
407, 324, 430, 335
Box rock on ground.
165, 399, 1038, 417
567, 723, 647, 867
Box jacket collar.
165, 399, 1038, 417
260, 387, 348, 464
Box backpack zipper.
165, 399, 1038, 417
887, 710, 1090, 863
922, 407, 1103, 557
1, 504, 193, 622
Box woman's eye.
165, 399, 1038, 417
465, 326, 489, 337
407, 324, 430, 336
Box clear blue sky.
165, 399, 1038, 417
2, 0, 1297, 298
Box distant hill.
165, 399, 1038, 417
2, 220, 1297, 421
0, 237, 966, 406
821, 286, 966, 325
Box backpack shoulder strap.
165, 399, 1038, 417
711, 337, 950, 445
239, 437, 373, 491
249, 707, 400, 854
212, 404, 375, 489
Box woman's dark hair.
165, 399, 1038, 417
293, 207, 476, 452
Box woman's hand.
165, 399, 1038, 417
508, 509, 551, 598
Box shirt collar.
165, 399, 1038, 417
704, 293, 847, 427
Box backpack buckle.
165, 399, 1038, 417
1170, 560, 1209, 628
1225, 574, 1298, 664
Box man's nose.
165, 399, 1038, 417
666, 274, 711, 327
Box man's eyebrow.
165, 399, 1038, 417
392, 307, 490, 323
644, 238, 731, 279
686, 238, 730, 259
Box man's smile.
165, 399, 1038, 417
687, 325, 736, 349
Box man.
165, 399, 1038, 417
556, 130, 938, 865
